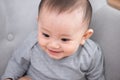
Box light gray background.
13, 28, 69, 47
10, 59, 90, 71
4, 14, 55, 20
0, 0, 120, 80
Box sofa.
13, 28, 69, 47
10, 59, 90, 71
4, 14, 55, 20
0, 0, 120, 80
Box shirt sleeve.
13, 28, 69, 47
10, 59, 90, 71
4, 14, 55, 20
1, 46, 31, 80
86, 45, 105, 80
1, 31, 37, 80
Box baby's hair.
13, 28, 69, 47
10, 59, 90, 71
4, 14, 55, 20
38, 0, 92, 25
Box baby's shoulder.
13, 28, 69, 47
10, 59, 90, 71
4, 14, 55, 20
14, 31, 38, 55
81, 39, 101, 57
18, 31, 38, 50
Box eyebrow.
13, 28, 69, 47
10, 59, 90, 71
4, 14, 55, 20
61, 34, 72, 37
40, 26, 51, 33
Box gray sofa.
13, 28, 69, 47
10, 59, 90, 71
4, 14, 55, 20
0, 0, 40, 77
0, 0, 120, 80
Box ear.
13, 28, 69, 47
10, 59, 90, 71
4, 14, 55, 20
80, 29, 94, 45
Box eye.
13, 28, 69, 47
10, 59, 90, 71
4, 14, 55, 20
42, 33, 50, 38
61, 38, 70, 42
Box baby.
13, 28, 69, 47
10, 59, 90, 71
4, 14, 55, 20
2, 0, 105, 80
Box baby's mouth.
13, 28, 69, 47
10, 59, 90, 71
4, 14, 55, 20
47, 49, 63, 55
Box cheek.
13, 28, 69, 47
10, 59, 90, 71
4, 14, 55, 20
38, 35, 47, 47
63, 43, 80, 55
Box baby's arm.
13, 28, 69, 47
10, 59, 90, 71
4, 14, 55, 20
86, 45, 105, 80
1, 50, 30, 80
1, 32, 37, 80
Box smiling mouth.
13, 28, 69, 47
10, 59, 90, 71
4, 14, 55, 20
47, 49, 62, 55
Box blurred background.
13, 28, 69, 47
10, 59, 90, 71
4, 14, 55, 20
0, 0, 120, 80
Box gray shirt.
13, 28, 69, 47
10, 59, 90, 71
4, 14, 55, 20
1, 31, 105, 80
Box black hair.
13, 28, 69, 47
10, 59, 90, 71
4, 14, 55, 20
38, 0, 92, 25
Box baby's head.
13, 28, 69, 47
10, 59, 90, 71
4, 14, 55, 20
37, 0, 93, 59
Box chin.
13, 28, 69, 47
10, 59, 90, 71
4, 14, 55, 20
47, 53, 64, 60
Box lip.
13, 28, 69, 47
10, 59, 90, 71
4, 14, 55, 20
47, 49, 62, 55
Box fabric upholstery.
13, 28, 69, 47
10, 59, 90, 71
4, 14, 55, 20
0, 0, 40, 76
90, 0, 120, 80
0, 0, 120, 80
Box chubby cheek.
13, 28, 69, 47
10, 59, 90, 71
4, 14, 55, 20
38, 35, 47, 49
63, 44, 80, 56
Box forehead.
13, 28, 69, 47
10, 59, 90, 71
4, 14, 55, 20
39, 7, 85, 29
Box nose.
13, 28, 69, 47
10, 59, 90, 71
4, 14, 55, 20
48, 40, 60, 49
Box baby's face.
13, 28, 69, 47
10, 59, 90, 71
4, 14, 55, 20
37, 8, 86, 60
